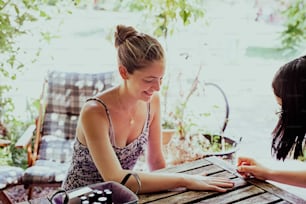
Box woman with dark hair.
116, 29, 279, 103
62, 24, 234, 193
237, 55, 306, 187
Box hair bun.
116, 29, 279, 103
114, 25, 137, 48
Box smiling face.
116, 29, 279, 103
114, 25, 165, 102
126, 60, 165, 102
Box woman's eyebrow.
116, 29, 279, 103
144, 76, 158, 79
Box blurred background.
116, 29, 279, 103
1, 0, 306, 200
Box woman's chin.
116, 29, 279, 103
142, 94, 153, 102
142, 92, 153, 101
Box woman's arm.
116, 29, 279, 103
81, 99, 234, 194
237, 157, 306, 188
125, 170, 234, 193
80, 101, 124, 181
266, 169, 306, 188
146, 93, 166, 171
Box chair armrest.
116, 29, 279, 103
15, 125, 36, 148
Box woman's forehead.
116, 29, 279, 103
134, 61, 165, 76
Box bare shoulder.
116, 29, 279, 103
82, 87, 116, 115
151, 91, 160, 105
150, 92, 161, 115
80, 99, 108, 123
82, 99, 104, 114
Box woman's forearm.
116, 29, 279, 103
122, 170, 234, 194
124, 171, 185, 194
267, 170, 306, 188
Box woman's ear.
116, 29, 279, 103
119, 65, 129, 80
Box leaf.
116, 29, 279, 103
40, 10, 48, 18
179, 9, 191, 25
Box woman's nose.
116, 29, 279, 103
153, 79, 161, 91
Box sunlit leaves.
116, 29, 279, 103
280, 0, 306, 49
0, 0, 81, 167
124, 0, 205, 38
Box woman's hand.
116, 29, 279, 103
237, 157, 270, 180
184, 173, 235, 192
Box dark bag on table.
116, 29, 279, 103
48, 173, 140, 204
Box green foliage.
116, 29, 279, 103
0, 96, 39, 167
176, 66, 202, 139
161, 106, 177, 130
161, 118, 176, 129
199, 134, 233, 153
209, 135, 231, 152
0, 0, 80, 75
161, 65, 203, 139
161, 75, 177, 130
0, 0, 80, 167
121, 0, 205, 38
0, 146, 12, 166
280, 0, 306, 49
0, 1, 46, 166
6, 120, 30, 168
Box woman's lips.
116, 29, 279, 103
144, 91, 153, 97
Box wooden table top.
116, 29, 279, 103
138, 156, 306, 204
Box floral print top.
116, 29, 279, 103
62, 98, 150, 191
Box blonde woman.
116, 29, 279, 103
62, 25, 234, 193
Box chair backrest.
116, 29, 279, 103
42, 71, 115, 139
37, 70, 115, 163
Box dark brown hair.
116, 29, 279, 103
114, 25, 165, 74
272, 55, 306, 160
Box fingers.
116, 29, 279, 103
237, 164, 252, 173
237, 165, 254, 178
209, 180, 235, 188
205, 181, 234, 192
237, 156, 254, 166
236, 171, 252, 179
208, 185, 228, 193
190, 175, 235, 192
205, 177, 235, 191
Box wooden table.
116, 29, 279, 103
138, 156, 306, 204
18, 156, 306, 204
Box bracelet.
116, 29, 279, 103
120, 173, 142, 194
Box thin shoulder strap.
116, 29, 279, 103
86, 97, 115, 143
146, 102, 151, 128
86, 97, 108, 110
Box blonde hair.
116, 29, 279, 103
114, 25, 164, 74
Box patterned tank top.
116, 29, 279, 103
62, 98, 150, 191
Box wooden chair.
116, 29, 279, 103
15, 70, 115, 199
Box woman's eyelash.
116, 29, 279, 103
144, 79, 153, 82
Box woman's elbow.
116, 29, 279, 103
149, 159, 166, 171
102, 171, 127, 183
